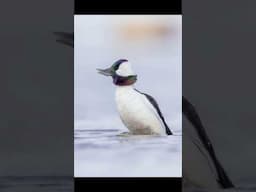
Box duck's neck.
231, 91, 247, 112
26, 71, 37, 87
115, 84, 134, 90
112, 74, 137, 86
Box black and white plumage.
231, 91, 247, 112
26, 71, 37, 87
97, 59, 172, 135
134, 89, 172, 135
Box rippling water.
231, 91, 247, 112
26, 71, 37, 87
74, 121, 182, 177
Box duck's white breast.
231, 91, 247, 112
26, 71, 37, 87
115, 86, 166, 135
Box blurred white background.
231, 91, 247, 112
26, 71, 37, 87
75, 15, 182, 131
74, 15, 182, 177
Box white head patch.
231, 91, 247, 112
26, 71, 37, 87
116, 61, 135, 77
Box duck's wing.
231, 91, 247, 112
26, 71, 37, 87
134, 89, 172, 135
53, 32, 74, 47
182, 96, 234, 188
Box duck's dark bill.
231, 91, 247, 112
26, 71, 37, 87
97, 68, 113, 76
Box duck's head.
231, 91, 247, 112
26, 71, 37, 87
97, 59, 137, 86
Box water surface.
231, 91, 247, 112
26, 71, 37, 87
74, 121, 182, 177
